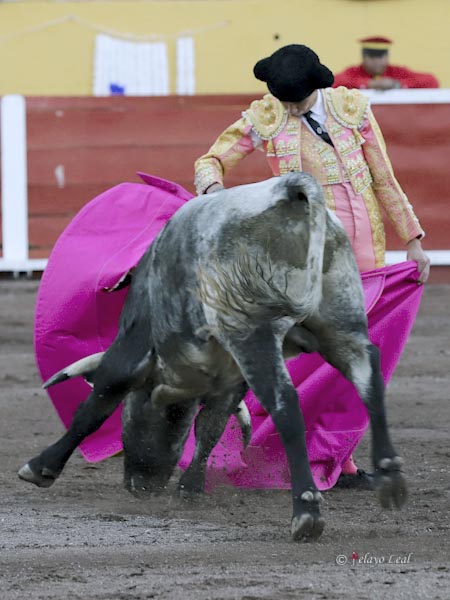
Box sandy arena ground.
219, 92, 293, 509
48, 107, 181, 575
0, 278, 449, 599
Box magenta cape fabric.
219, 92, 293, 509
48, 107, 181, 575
34, 174, 424, 490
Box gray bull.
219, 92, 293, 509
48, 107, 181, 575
19, 173, 406, 541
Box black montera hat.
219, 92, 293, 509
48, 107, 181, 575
253, 44, 334, 102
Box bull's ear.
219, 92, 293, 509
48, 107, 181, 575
286, 185, 308, 204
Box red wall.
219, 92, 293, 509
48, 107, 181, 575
1, 95, 449, 262
371, 103, 449, 251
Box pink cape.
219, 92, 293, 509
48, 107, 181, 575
34, 174, 424, 490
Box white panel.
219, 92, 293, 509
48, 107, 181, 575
93, 34, 169, 96
363, 88, 450, 104
158, 42, 170, 95
176, 37, 195, 95
386, 250, 450, 266
1, 95, 28, 263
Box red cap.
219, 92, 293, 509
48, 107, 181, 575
359, 36, 393, 51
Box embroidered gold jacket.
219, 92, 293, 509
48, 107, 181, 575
194, 87, 424, 265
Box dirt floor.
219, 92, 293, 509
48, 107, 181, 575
0, 278, 449, 600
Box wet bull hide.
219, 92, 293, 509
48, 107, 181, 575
19, 173, 407, 541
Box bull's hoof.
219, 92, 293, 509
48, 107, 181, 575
177, 471, 205, 500
375, 457, 407, 509
18, 462, 59, 488
178, 483, 204, 501
291, 490, 325, 542
124, 473, 167, 497
291, 513, 325, 542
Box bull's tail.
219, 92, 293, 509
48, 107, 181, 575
42, 352, 105, 389
197, 174, 327, 331
286, 172, 327, 317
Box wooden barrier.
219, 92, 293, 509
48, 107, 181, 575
1, 91, 450, 280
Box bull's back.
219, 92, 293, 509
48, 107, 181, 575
133, 173, 329, 337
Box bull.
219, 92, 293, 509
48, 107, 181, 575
18, 173, 406, 541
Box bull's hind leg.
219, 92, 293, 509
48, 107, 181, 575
227, 327, 324, 542
18, 336, 152, 488
122, 390, 198, 496
318, 331, 407, 509
177, 383, 248, 498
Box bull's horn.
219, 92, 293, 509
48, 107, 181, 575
42, 352, 105, 389
235, 400, 252, 448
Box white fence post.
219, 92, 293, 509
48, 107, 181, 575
1, 95, 28, 271
0, 94, 47, 273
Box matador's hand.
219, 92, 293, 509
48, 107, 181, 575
406, 239, 430, 284
369, 77, 401, 91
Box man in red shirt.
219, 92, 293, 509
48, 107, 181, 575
333, 36, 439, 90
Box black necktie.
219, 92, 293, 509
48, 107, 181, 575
304, 111, 334, 147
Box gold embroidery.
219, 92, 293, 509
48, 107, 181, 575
301, 127, 344, 185
326, 165, 342, 185
323, 186, 336, 212
194, 118, 252, 194
245, 94, 288, 140
286, 118, 300, 136
275, 139, 287, 155
325, 87, 369, 129
361, 188, 386, 267
288, 157, 299, 171
194, 163, 223, 195
352, 169, 373, 194
328, 122, 345, 137
346, 154, 368, 176
278, 157, 300, 173
353, 129, 365, 146
266, 139, 275, 156
279, 159, 288, 174
363, 111, 424, 242
335, 137, 361, 156
287, 139, 297, 153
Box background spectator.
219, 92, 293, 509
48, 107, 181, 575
333, 36, 439, 90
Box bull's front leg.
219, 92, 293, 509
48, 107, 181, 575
228, 327, 324, 542
18, 385, 123, 487
19, 333, 150, 488
178, 383, 248, 498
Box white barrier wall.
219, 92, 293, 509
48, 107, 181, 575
0, 95, 47, 273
